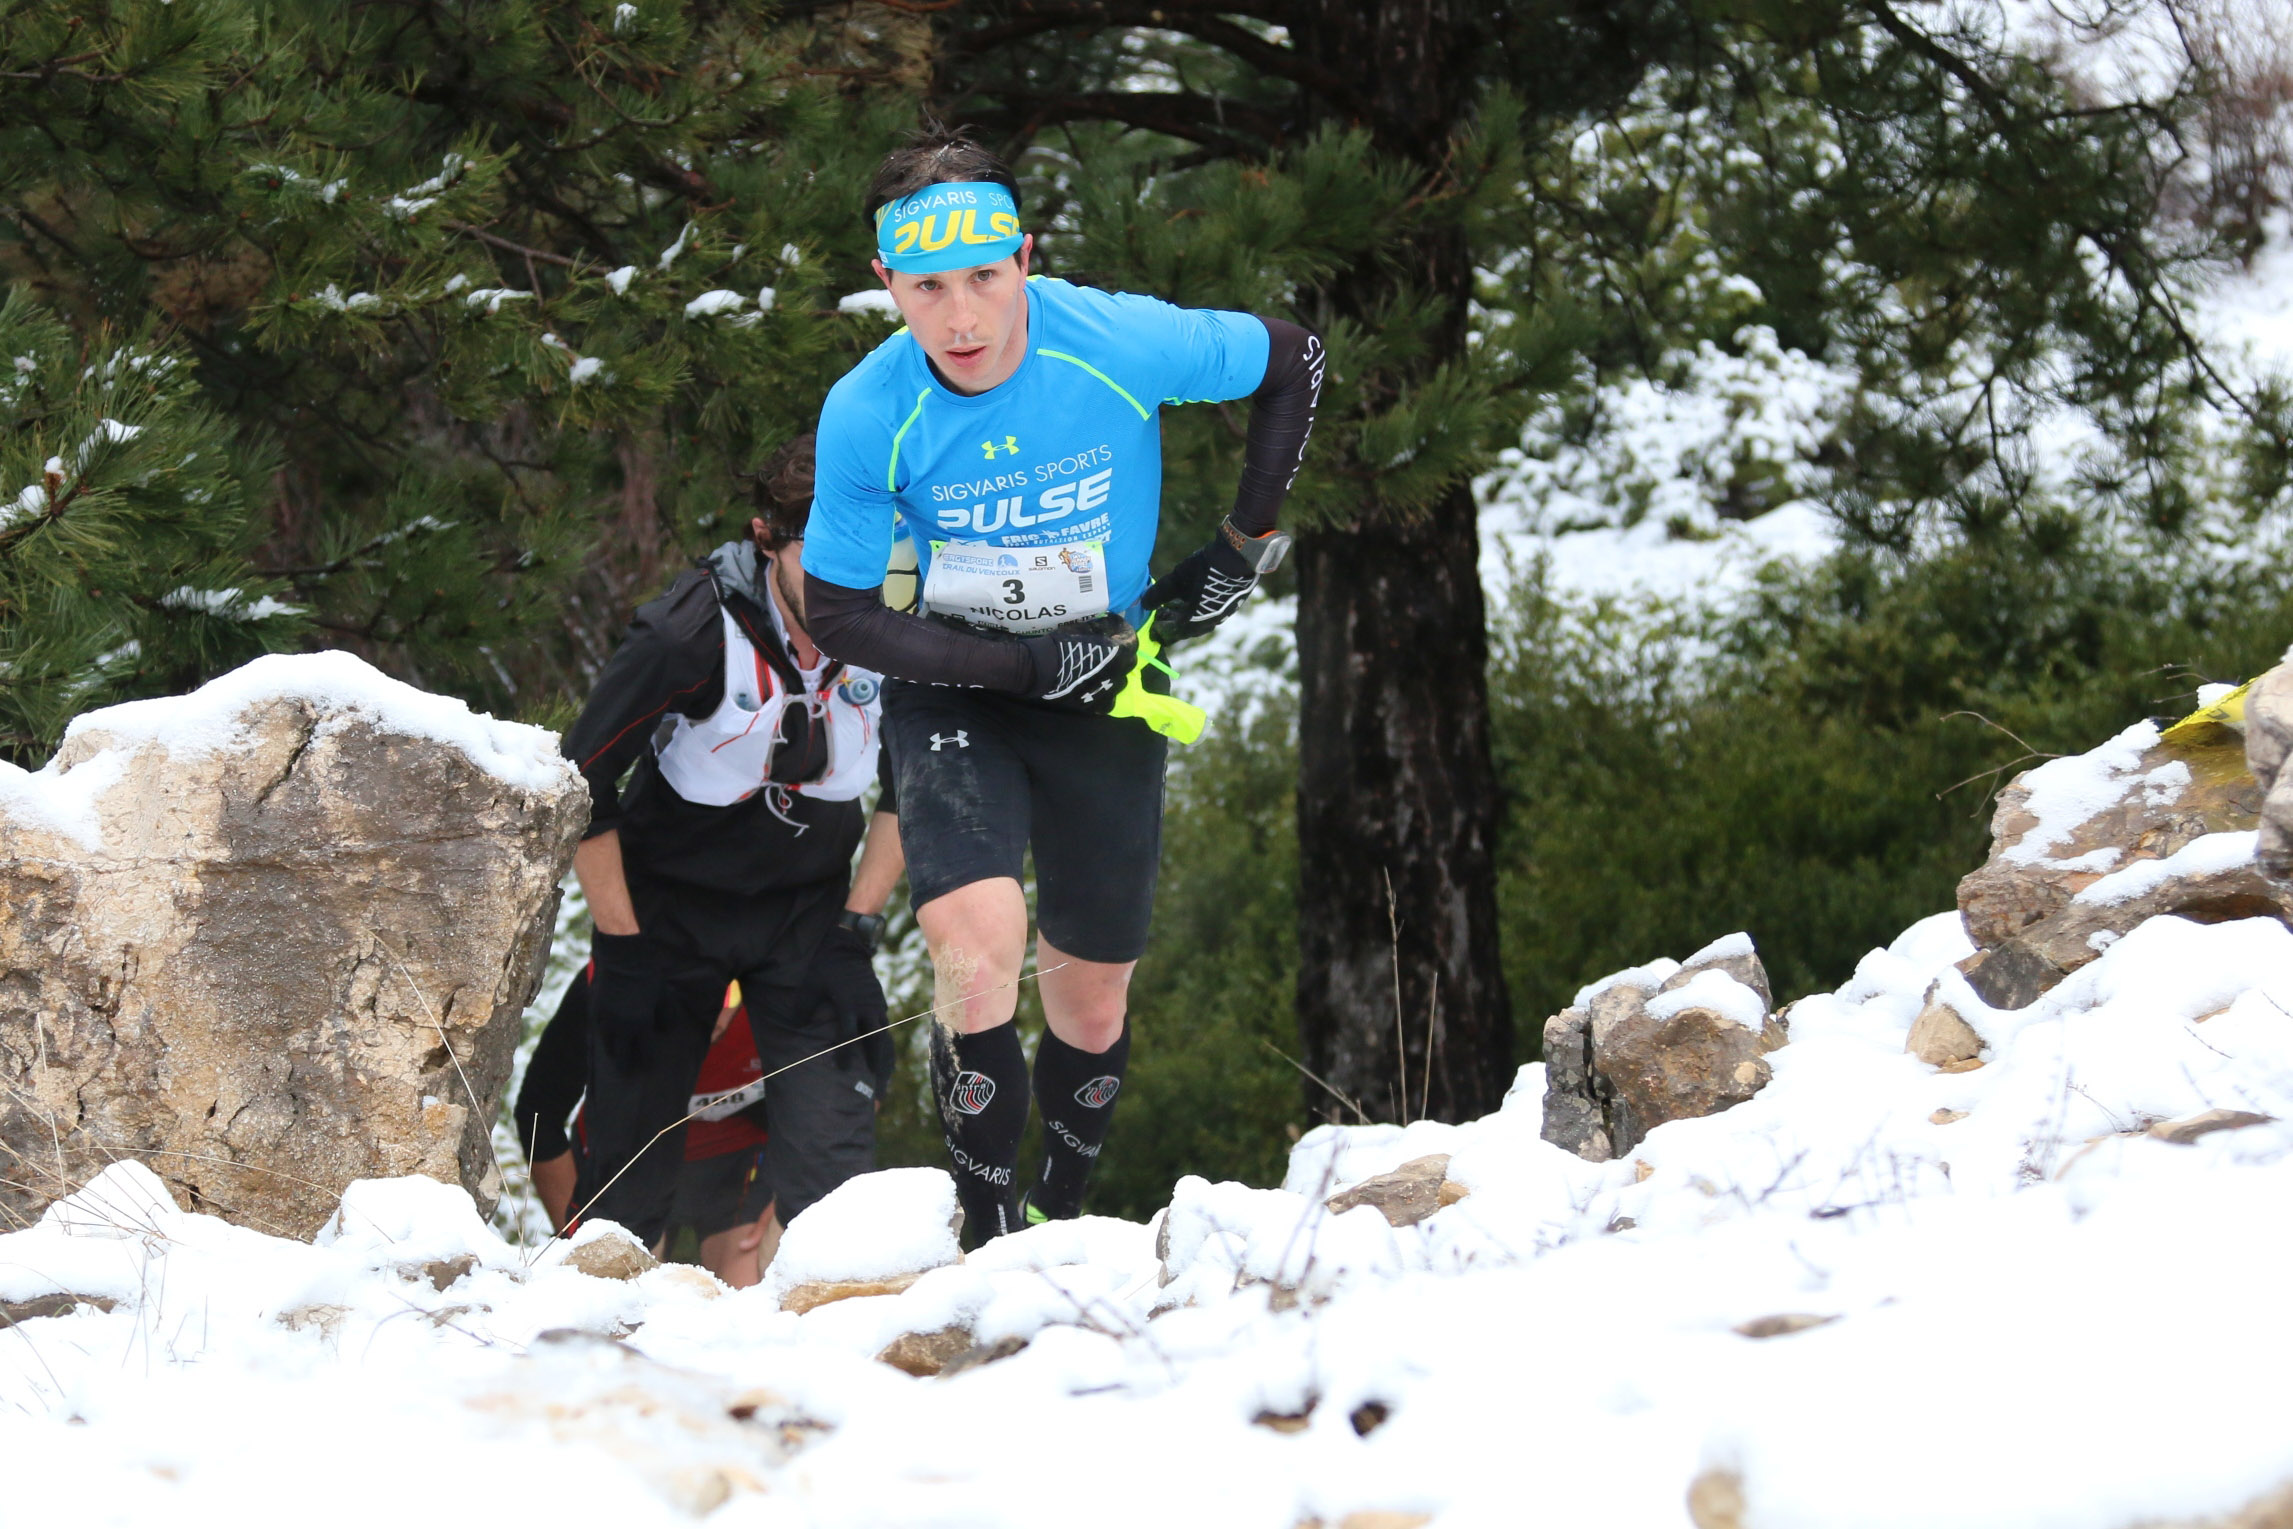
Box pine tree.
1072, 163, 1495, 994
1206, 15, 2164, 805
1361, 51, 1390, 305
0, 291, 293, 757
928, 2, 2277, 1123
1, 0, 926, 762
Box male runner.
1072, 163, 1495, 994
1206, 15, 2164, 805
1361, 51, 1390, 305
557, 435, 903, 1248
801, 132, 1322, 1239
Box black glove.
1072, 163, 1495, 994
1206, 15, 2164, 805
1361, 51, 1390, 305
1143, 530, 1260, 642
1020, 625, 1136, 714
814, 921, 893, 1096
587, 931, 671, 1071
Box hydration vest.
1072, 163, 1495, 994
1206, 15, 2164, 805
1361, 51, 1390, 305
654, 604, 882, 809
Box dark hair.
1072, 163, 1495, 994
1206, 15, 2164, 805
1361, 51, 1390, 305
748, 432, 816, 548
863, 127, 1020, 236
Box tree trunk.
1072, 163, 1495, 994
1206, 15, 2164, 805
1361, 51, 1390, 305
1288, 3, 1513, 1125
1294, 475, 1512, 1125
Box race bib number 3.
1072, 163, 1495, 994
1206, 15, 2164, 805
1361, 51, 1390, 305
922, 539, 1108, 634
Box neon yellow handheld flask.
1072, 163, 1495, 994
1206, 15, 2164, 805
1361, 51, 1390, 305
1109, 612, 1207, 745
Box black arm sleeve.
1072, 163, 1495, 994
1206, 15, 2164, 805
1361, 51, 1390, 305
804, 575, 1038, 694
559, 573, 724, 839
1229, 316, 1325, 537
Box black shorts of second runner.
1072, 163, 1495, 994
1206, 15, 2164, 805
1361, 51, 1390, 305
666, 1144, 773, 1241
562, 875, 879, 1240
884, 680, 1168, 964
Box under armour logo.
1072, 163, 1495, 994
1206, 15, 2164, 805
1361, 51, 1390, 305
930, 730, 969, 751
1079, 678, 1115, 704
981, 435, 1019, 460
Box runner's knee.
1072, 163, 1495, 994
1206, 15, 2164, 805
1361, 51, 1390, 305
919, 878, 1029, 1031
1037, 943, 1133, 1052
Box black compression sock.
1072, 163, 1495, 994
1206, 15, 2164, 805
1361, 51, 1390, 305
929, 1021, 1030, 1244
1029, 1023, 1131, 1220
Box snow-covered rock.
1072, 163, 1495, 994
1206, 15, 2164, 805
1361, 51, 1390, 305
1541, 932, 1783, 1160
1323, 1154, 1464, 1228
765, 1166, 962, 1313
1955, 711, 2287, 1008
0, 652, 585, 1237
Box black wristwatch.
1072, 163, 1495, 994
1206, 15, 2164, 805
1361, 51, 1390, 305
1220, 517, 1294, 574
837, 909, 885, 953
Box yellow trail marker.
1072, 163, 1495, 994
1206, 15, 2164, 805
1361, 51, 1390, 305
2160, 681, 2252, 746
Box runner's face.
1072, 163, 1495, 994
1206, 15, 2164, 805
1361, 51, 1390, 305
873, 236, 1033, 395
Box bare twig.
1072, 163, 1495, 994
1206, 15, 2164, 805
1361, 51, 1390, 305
1265, 1151, 1344, 1312
0, 1304, 68, 1402
369, 929, 518, 1247
443, 222, 578, 269
1258, 1039, 1372, 1126
1421, 974, 1439, 1125
1385, 868, 1407, 1124
1939, 710, 2058, 764
1936, 710, 2064, 811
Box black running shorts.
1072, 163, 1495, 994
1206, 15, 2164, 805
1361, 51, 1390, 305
565, 878, 879, 1242
884, 682, 1168, 964
667, 1144, 772, 1241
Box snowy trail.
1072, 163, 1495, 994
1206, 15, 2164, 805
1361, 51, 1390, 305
7, 902, 2293, 1527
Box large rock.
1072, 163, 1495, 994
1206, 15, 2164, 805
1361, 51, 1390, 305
0, 654, 584, 1238
1954, 708, 2289, 1009
2249, 661, 2293, 883
1542, 934, 1782, 1162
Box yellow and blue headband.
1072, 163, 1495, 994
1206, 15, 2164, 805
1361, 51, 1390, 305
874, 181, 1024, 274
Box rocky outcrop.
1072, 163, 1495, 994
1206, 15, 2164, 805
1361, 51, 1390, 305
1542, 934, 1785, 1162
2249, 662, 2293, 883
0, 653, 584, 1238
1952, 684, 2293, 1010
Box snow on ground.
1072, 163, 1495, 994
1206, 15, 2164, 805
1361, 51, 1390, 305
7, 896, 2293, 1526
